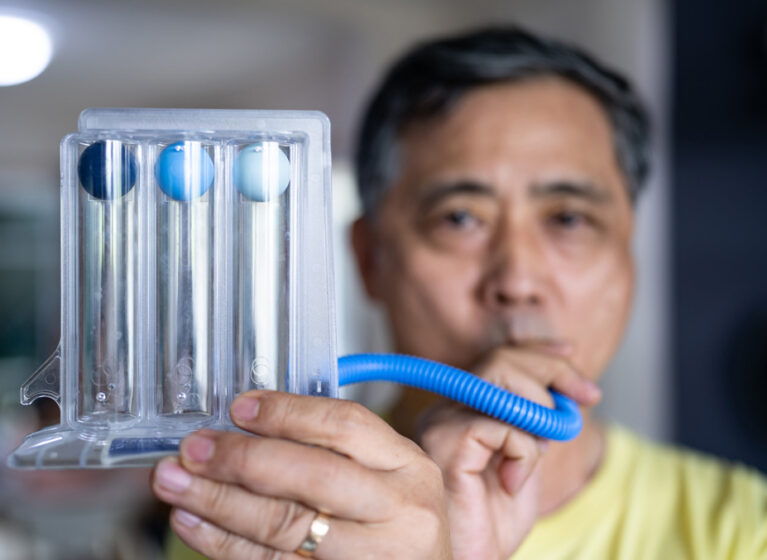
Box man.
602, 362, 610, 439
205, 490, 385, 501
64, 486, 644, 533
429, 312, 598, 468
154, 27, 767, 559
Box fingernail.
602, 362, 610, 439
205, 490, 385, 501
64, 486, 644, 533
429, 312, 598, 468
231, 396, 260, 421
182, 434, 215, 463
156, 461, 192, 493
175, 509, 202, 528
585, 380, 602, 400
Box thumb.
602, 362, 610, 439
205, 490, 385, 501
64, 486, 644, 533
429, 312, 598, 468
497, 438, 546, 496
498, 455, 540, 496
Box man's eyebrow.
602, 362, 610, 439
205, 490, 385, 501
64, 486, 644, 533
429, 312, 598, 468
529, 180, 613, 203
417, 180, 497, 210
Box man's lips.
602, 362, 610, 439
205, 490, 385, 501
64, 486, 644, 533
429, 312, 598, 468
485, 314, 569, 354
504, 337, 573, 358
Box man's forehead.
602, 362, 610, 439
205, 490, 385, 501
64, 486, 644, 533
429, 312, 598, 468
401, 77, 611, 137
392, 77, 627, 204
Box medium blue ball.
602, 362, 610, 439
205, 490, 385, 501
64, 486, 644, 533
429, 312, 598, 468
78, 141, 137, 200
234, 143, 290, 202
154, 142, 214, 201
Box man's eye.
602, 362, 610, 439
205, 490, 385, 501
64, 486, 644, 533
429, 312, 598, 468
444, 209, 479, 228
549, 211, 588, 229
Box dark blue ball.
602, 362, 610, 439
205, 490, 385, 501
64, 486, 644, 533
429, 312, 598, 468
77, 141, 138, 200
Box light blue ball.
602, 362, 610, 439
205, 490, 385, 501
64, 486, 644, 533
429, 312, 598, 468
234, 143, 290, 202
155, 142, 214, 201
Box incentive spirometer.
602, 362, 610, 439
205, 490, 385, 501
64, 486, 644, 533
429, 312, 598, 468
7, 109, 581, 469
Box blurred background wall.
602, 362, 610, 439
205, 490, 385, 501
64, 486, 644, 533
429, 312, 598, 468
672, 0, 767, 472
0, 0, 672, 438
0, 0, 764, 557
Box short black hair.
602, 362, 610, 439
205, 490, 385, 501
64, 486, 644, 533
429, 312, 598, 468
354, 26, 651, 216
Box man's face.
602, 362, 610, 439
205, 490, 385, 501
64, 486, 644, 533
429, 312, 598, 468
354, 77, 635, 381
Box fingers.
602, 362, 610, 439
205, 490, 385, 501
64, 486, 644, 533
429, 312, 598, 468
169, 510, 290, 560
421, 346, 585, 485
476, 347, 601, 407
154, 458, 360, 560
154, 458, 315, 551
420, 346, 579, 498
175, 430, 396, 522
154, 457, 442, 560
421, 408, 543, 496
150, 394, 451, 559
170, 506, 354, 560
229, 391, 423, 470
168, 501, 440, 560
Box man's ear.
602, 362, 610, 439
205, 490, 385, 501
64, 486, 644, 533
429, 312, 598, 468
351, 216, 382, 300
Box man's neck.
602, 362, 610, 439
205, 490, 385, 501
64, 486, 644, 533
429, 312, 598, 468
538, 412, 605, 515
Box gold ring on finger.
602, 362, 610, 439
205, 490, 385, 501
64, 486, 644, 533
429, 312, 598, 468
295, 511, 331, 558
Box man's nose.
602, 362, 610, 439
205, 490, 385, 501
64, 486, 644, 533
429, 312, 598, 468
480, 224, 547, 309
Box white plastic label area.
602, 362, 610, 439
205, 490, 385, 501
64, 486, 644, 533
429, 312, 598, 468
7, 108, 338, 468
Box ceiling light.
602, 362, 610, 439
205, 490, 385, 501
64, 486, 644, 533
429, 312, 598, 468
0, 15, 53, 87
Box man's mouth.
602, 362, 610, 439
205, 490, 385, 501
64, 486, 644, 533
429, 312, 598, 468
504, 337, 572, 357
486, 313, 571, 357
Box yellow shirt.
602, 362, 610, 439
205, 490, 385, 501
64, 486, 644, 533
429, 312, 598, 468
168, 424, 767, 560
167, 534, 204, 560
513, 424, 767, 559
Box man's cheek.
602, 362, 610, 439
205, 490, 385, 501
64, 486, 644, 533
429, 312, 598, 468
578, 279, 632, 376
560, 255, 632, 373
406, 249, 479, 296
411, 270, 477, 330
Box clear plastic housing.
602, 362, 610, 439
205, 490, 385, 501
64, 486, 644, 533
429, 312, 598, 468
234, 141, 292, 394
8, 109, 337, 469
152, 140, 217, 419
76, 139, 139, 426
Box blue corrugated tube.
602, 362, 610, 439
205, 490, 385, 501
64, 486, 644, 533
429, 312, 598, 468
338, 353, 582, 441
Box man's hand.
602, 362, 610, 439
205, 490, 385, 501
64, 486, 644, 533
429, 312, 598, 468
419, 348, 602, 560
151, 391, 452, 560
